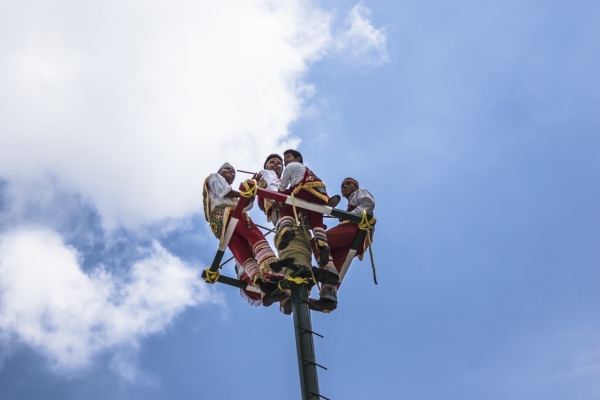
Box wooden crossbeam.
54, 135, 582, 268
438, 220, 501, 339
255, 187, 364, 223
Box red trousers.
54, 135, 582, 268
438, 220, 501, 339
321, 223, 366, 274
227, 216, 275, 268
281, 189, 326, 230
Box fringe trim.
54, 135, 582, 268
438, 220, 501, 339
239, 289, 263, 306
316, 239, 329, 248
262, 199, 282, 224
202, 176, 211, 222
291, 182, 329, 204
217, 207, 233, 248
264, 199, 273, 221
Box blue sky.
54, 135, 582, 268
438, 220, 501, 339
0, 0, 598, 399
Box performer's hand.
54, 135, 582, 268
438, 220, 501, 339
252, 172, 263, 182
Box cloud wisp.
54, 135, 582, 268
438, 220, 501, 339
0, 227, 218, 376
333, 5, 389, 66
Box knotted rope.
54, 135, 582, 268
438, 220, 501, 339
203, 267, 220, 284
277, 276, 310, 291
240, 179, 258, 198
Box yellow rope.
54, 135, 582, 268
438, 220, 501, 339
203, 267, 220, 284
288, 276, 309, 285
277, 275, 310, 291
294, 227, 319, 289
239, 179, 258, 198
291, 191, 301, 226
290, 181, 328, 203
359, 211, 378, 285
358, 210, 376, 231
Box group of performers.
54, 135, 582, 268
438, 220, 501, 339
202, 150, 375, 313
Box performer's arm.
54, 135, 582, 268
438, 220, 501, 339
278, 166, 292, 192
209, 173, 242, 198
223, 190, 241, 198
351, 188, 376, 214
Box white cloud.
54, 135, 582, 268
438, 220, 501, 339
0, 227, 217, 375
334, 5, 389, 65
0, 1, 386, 230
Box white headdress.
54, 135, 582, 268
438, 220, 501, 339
218, 162, 235, 173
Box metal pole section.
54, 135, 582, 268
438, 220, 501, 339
291, 283, 321, 400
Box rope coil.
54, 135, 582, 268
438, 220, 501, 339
358, 211, 376, 231
291, 191, 301, 226
204, 267, 220, 284
240, 179, 258, 198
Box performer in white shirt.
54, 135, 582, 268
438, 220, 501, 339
203, 162, 288, 305
312, 177, 375, 309
275, 150, 338, 280
257, 153, 284, 225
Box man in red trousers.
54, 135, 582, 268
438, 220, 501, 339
203, 162, 288, 305
312, 177, 375, 309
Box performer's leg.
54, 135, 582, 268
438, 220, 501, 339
330, 247, 348, 274
275, 209, 296, 250
235, 261, 262, 305
291, 190, 331, 267
228, 233, 261, 283
326, 223, 359, 248
234, 216, 292, 280
293, 190, 326, 229
326, 223, 359, 271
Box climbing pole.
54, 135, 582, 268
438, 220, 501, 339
291, 281, 327, 400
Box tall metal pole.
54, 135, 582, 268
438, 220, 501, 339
291, 283, 322, 400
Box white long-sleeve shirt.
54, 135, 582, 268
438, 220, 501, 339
259, 169, 280, 191
278, 162, 306, 192
347, 188, 375, 215
207, 173, 253, 212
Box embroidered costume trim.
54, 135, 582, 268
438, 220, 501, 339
209, 205, 233, 244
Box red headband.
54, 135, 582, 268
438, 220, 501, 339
342, 178, 359, 188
